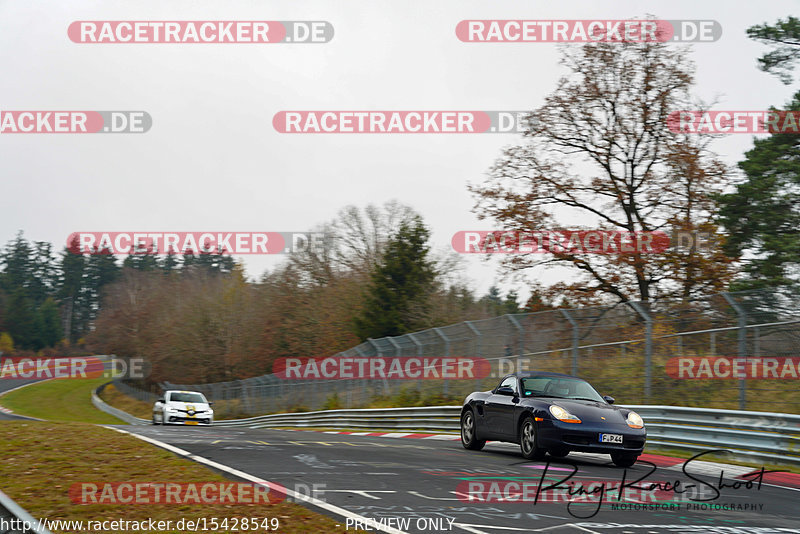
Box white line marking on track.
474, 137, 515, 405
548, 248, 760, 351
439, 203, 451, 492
324, 490, 396, 499
107, 426, 409, 534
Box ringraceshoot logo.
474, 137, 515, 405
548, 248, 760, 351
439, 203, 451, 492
0, 111, 151, 133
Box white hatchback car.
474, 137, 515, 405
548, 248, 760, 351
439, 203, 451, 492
153, 390, 214, 425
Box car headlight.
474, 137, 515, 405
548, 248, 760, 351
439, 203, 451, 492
626, 411, 644, 429
549, 405, 581, 423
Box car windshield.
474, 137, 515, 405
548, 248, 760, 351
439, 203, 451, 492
520, 376, 605, 402
169, 392, 206, 403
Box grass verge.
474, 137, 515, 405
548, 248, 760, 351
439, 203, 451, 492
0, 378, 122, 424
99, 383, 153, 419
0, 421, 356, 533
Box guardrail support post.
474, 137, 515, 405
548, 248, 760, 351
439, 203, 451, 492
629, 302, 653, 402
722, 292, 748, 410
560, 310, 579, 376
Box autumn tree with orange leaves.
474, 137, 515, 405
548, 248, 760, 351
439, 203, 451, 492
470, 40, 736, 304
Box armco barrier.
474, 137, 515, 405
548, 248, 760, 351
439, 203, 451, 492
92, 383, 148, 426
92, 385, 800, 467
0, 488, 52, 534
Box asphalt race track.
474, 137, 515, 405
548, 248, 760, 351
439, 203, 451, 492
0, 378, 44, 420
119, 425, 800, 534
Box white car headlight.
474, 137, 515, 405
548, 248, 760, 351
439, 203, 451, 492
626, 411, 644, 429
549, 405, 581, 423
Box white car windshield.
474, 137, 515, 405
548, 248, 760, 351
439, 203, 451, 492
169, 392, 206, 403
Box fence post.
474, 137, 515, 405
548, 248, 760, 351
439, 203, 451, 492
464, 321, 482, 388
433, 328, 450, 395
505, 314, 525, 370
560, 310, 579, 376
387, 337, 403, 399
407, 333, 423, 393
629, 302, 653, 402
723, 292, 748, 410
355, 344, 371, 405
367, 338, 390, 396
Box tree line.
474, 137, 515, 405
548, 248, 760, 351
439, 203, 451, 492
0, 16, 797, 383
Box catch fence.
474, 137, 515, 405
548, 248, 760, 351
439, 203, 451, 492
121, 286, 800, 417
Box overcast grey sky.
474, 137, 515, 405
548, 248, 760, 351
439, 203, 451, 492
1, 1, 797, 301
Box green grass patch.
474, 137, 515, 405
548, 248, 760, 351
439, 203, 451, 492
99, 383, 153, 419
0, 421, 357, 533
0, 378, 123, 424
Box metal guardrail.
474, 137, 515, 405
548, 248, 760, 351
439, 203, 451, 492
0, 488, 51, 534
92, 383, 149, 426
626, 405, 800, 467
92, 385, 800, 467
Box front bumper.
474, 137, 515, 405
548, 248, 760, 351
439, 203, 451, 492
165, 414, 213, 425
537, 419, 645, 454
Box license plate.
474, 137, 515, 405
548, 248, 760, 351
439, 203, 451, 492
599, 433, 622, 443
184, 421, 198, 425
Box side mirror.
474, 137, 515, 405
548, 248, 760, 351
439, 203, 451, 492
208, 401, 214, 406
157, 398, 165, 404
496, 386, 515, 396
603, 395, 615, 404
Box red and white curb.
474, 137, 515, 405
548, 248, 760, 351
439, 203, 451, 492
285, 428, 800, 489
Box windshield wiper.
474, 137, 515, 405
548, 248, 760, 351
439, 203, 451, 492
568, 397, 602, 402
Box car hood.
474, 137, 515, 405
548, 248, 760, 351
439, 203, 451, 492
165, 401, 211, 411
546, 399, 629, 424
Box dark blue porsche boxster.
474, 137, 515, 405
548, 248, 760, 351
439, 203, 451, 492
460, 372, 646, 467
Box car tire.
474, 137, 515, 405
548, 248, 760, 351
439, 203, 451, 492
152, 414, 158, 425
611, 452, 638, 467
460, 409, 486, 451
519, 416, 547, 460
549, 448, 570, 458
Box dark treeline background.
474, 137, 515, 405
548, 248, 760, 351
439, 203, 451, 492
0, 202, 548, 383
